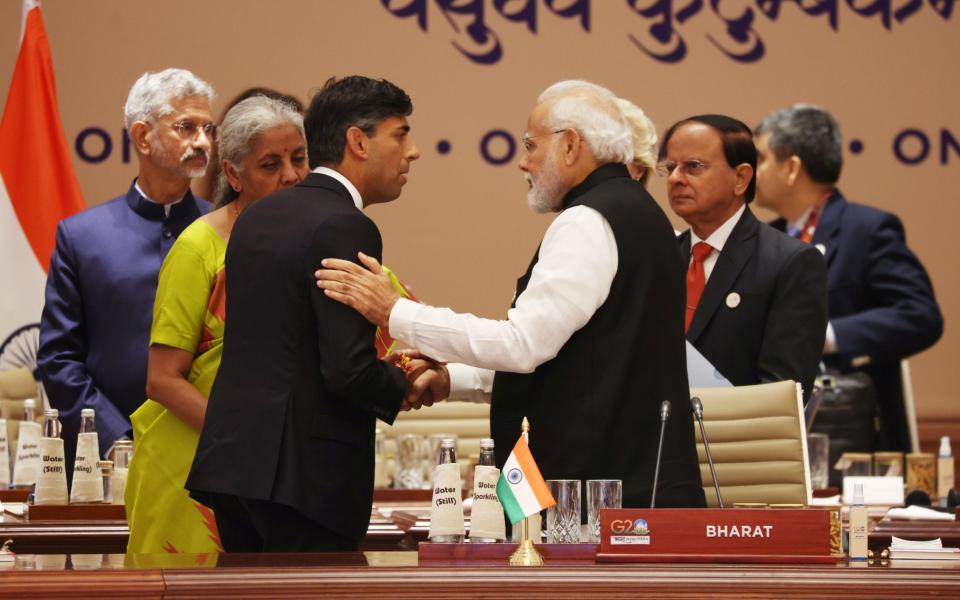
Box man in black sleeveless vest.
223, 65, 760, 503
316, 80, 706, 509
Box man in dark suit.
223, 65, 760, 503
755, 105, 943, 451
38, 68, 213, 476
660, 115, 827, 402
317, 80, 706, 510
186, 76, 430, 552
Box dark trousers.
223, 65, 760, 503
206, 493, 357, 553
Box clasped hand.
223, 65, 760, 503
386, 349, 450, 411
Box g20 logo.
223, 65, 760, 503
610, 518, 649, 535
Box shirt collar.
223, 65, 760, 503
313, 166, 363, 211
690, 203, 746, 252
126, 179, 192, 221
787, 189, 835, 237
787, 206, 813, 237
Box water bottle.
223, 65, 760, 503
34, 409, 67, 505
12, 399, 40, 489
470, 438, 499, 544
43, 409, 61, 438
430, 438, 463, 543
72, 408, 103, 503
79, 408, 96, 433
22, 398, 36, 422
478, 438, 495, 467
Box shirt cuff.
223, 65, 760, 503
824, 322, 838, 354
447, 363, 492, 404
388, 297, 420, 347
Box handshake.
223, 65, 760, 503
388, 349, 450, 412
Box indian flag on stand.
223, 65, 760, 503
496, 434, 555, 524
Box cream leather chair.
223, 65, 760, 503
900, 360, 920, 453
379, 400, 490, 460
0, 367, 38, 400
691, 380, 812, 507
0, 367, 41, 453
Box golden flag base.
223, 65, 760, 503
508, 516, 544, 566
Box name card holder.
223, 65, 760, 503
597, 508, 839, 564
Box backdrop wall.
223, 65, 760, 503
1, 0, 956, 425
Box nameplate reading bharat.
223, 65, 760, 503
597, 508, 837, 564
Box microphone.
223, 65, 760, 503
650, 400, 671, 508
691, 396, 724, 508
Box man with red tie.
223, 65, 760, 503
755, 105, 942, 450
661, 114, 827, 401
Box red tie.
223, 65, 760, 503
796, 191, 833, 244
797, 205, 822, 244
685, 242, 713, 333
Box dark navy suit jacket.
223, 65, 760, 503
37, 180, 208, 470
680, 207, 828, 402
772, 191, 943, 451
186, 173, 405, 544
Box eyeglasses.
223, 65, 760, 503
171, 120, 218, 142
521, 129, 567, 153
656, 159, 710, 178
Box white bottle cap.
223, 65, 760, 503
43, 408, 58, 418
23, 398, 35, 408
479, 438, 494, 449
940, 436, 952, 458
853, 483, 864, 505
81, 408, 95, 418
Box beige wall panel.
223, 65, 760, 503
1, 1, 955, 417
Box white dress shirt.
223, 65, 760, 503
135, 180, 184, 217
389, 205, 618, 403
687, 204, 745, 282
313, 166, 363, 210
787, 206, 813, 239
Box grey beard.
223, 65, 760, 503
526, 187, 556, 213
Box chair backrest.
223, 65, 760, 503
900, 360, 921, 453
691, 380, 811, 507
379, 401, 490, 460
0, 367, 37, 400
0, 367, 41, 454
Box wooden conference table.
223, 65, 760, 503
0, 489, 442, 554
3, 550, 960, 598
4, 491, 960, 598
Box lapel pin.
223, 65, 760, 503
726, 292, 741, 309
815, 243, 826, 255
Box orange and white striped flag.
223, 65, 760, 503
496, 433, 556, 524
0, 0, 85, 346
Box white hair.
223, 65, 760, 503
123, 68, 214, 129
537, 80, 633, 164
615, 98, 658, 171
215, 95, 306, 207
